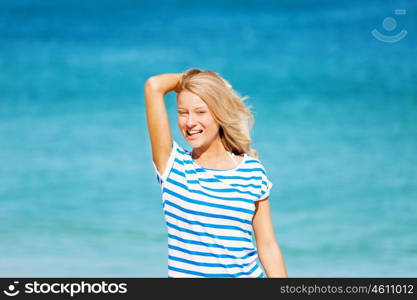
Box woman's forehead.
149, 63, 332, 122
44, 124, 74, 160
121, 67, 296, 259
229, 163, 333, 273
177, 91, 207, 108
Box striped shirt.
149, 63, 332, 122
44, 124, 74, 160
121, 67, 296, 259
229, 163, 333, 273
152, 140, 273, 278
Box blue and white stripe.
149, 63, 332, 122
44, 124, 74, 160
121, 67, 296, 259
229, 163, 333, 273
153, 140, 273, 278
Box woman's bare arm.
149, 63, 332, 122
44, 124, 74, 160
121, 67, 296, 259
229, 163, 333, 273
144, 73, 183, 175
252, 197, 288, 278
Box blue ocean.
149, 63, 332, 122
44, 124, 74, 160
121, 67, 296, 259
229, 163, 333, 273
1, 0, 416, 277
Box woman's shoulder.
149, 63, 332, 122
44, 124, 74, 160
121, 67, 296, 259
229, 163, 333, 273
172, 140, 191, 155
243, 153, 264, 166
240, 153, 268, 175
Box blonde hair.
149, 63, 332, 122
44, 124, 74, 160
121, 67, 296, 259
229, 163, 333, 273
175, 68, 258, 158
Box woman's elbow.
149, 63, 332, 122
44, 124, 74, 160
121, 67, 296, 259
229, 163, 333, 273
145, 76, 165, 94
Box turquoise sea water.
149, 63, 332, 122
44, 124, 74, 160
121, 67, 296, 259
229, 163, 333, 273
1, 0, 416, 277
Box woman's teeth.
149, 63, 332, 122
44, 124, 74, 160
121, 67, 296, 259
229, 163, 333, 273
187, 129, 203, 137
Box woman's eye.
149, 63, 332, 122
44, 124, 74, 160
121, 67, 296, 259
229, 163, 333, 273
197, 111, 206, 114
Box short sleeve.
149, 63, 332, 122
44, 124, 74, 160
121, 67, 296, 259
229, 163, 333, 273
152, 140, 178, 188
256, 165, 273, 201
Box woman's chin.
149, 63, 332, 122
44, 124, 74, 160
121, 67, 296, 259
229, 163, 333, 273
186, 137, 204, 149
187, 140, 201, 148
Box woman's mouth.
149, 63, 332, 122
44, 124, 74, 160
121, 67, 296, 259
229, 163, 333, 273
186, 129, 203, 139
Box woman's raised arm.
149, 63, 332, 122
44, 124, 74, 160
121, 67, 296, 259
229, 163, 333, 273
144, 73, 183, 175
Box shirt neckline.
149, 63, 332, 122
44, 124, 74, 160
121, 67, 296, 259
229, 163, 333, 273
191, 152, 247, 172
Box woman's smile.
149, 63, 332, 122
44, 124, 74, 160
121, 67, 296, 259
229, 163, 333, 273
186, 128, 204, 139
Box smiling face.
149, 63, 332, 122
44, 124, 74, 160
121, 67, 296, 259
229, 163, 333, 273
177, 90, 220, 149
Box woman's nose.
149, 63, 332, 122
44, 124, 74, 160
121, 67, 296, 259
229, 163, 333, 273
186, 113, 197, 127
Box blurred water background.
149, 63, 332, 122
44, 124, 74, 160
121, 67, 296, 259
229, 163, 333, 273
0, 0, 416, 277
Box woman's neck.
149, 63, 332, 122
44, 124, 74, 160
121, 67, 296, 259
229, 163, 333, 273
192, 137, 231, 168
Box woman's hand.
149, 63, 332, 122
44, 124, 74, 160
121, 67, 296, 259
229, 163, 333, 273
145, 73, 183, 95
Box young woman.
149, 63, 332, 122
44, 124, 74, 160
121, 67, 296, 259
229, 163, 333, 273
144, 68, 288, 278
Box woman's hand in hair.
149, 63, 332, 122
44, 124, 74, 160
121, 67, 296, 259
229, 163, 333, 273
145, 73, 183, 95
